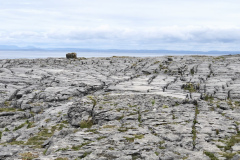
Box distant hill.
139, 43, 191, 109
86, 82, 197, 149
0, 45, 240, 55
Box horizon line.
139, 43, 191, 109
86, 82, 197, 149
1, 47, 240, 53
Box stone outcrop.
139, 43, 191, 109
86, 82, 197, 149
66, 52, 77, 59
0, 55, 240, 159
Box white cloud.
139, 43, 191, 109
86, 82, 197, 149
1, 26, 240, 47
1, 0, 240, 50
36, 26, 240, 42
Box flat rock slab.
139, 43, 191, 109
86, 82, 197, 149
0, 55, 240, 160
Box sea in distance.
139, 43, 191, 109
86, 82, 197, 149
0, 50, 238, 59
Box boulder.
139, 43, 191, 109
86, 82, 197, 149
219, 102, 230, 110
66, 52, 77, 59
67, 106, 91, 127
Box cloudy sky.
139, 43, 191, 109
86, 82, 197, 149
1, 0, 240, 51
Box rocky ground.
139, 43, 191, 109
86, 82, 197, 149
0, 55, 240, 160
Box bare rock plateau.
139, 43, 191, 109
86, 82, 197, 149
0, 55, 240, 160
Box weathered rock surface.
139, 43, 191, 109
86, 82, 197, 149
0, 55, 240, 160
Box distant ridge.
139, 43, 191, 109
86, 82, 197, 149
0, 45, 240, 54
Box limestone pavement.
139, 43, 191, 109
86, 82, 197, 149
0, 55, 240, 160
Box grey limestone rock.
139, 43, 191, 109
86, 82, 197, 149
1, 131, 20, 143
1, 55, 240, 159
219, 102, 230, 110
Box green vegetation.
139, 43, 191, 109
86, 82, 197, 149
172, 114, 176, 120
57, 112, 62, 117
71, 141, 92, 151
45, 119, 51, 123
158, 146, 166, 149
61, 120, 68, 124
103, 125, 116, 129
80, 119, 93, 128
132, 153, 141, 160
162, 105, 169, 108
219, 152, 236, 159
0, 107, 22, 112
234, 101, 240, 106
138, 108, 142, 124
118, 127, 128, 132
204, 94, 214, 102
227, 100, 233, 109
25, 136, 48, 147
131, 63, 137, 67
109, 147, 114, 150
183, 83, 196, 93
158, 140, 166, 149
77, 57, 87, 60
204, 151, 219, 160
30, 111, 35, 116
3, 101, 10, 106
173, 151, 181, 156
128, 104, 137, 108
88, 95, 97, 107
159, 64, 168, 70
54, 158, 68, 160
43, 148, 48, 155
8, 140, 25, 145
192, 103, 199, 148
214, 56, 225, 61
116, 108, 124, 112
134, 134, 144, 139
68, 96, 73, 100
14, 123, 25, 131
223, 134, 240, 151
117, 114, 124, 121
26, 120, 35, 128
58, 124, 65, 130
112, 56, 131, 58
25, 128, 56, 148
51, 125, 57, 133
87, 96, 98, 124
13, 120, 35, 131
151, 100, 155, 106
20, 152, 39, 160
97, 136, 107, 141
31, 102, 43, 107
85, 129, 98, 134
79, 152, 91, 159
124, 136, 134, 143
123, 134, 145, 143
0, 131, 2, 140
190, 68, 195, 75
56, 147, 69, 152
235, 121, 240, 128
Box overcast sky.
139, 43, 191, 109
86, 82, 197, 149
1, 0, 240, 51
